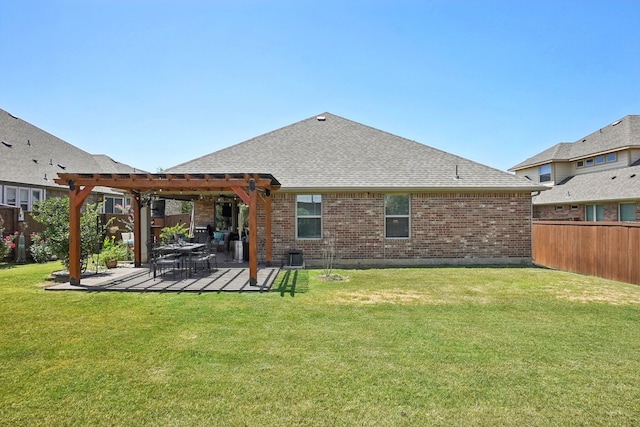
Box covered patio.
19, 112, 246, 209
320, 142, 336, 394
54, 172, 281, 287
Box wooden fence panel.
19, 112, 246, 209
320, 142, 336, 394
532, 221, 640, 285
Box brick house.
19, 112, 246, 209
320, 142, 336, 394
0, 108, 141, 234
167, 113, 544, 267
509, 115, 640, 222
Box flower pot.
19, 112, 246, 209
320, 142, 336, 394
106, 259, 118, 269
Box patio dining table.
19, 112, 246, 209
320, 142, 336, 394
153, 243, 206, 278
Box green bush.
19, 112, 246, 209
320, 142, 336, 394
159, 223, 190, 244
100, 236, 129, 266
28, 232, 53, 263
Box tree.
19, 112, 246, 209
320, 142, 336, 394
31, 197, 106, 270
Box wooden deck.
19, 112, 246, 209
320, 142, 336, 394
46, 263, 280, 293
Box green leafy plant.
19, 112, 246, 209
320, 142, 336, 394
99, 236, 129, 266
159, 223, 190, 244
0, 215, 17, 261
28, 232, 53, 263
30, 198, 106, 270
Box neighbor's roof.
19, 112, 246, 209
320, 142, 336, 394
510, 115, 640, 171
533, 164, 640, 205
0, 108, 143, 191
167, 112, 543, 192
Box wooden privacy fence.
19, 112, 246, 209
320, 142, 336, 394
532, 221, 640, 285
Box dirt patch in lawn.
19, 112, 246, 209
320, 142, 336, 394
554, 285, 640, 305
330, 288, 493, 305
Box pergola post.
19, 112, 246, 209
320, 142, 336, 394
248, 180, 258, 286
258, 192, 273, 267
132, 191, 142, 267
68, 181, 94, 286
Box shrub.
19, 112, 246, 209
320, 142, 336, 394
29, 232, 54, 263
30, 198, 105, 270
0, 216, 16, 261
99, 236, 129, 266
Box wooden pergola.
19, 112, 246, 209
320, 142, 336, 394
54, 172, 281, 286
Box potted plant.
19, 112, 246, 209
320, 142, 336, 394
100, 236, 128, 268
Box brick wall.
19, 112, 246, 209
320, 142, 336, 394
534, 202, 639, 222
270, 192, 533, 265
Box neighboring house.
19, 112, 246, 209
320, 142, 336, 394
167, 112, 544, 267
509, 115, 640, 222
0, 108, 141, 227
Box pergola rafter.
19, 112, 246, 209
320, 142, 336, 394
55, 172, 280, 286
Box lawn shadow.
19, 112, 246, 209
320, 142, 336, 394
274, 269, 309, 297
0, 263, 18, 271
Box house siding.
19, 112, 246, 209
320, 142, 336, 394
266, 191, 532, 266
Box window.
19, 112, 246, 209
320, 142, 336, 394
606, 153, 617, 163
385, 194, 410, 238
595, 155, 605, 165
103, 196, 131, 214
19, 188, 29, 211
586, 159, 594, 167
555, 206, 563, 211
571, 205, 579, 210
31, 189, 42, 208
296, 195, 322, 239
539, 164, 551, 182
2, 186, 43, 211
585, 205, 604, 222
620, 203, 637, 222
576, 161, 584, 168
4, 186, 17, 206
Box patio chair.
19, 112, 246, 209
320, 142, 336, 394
191, 238, 217, 276
147, 240, 183, 281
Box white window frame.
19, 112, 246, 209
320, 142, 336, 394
385, 194, 411, 239
2, 186, 44, 211
296, 195, 322, 240
606, 153, 617, 163
585, 204, 604, 222
102, 195, 132, 214
4, 186, 17, 207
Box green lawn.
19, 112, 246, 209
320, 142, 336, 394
1, 262, 639, 426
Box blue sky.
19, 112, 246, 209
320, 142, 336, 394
2, 0, 639, 173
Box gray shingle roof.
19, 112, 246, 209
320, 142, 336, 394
0, 108, 143, 190
510, 115, 640, 170
533, 164, 640, 205
167, 112, 543, 192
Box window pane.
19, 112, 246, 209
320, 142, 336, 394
596, 155, 605, 164
586, 205, 594, 221
620, 203, 636, 221
31, 189, 41, 204
385, 195, 409, 215
596, 205, 604, 221
105, 197, 115, 214
606, 153, 617, 162
19, 188, 29, 211
6, 188, 16, 206
386, 218, 409, 238
297, 218, 322, 239
297, 195, 321, 216
539, 164, 551, 182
